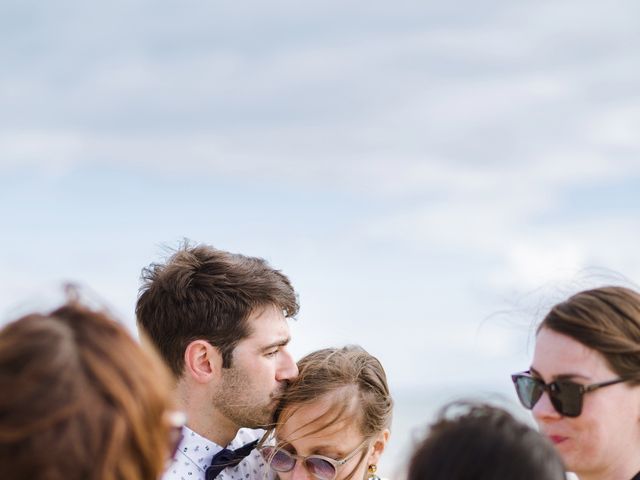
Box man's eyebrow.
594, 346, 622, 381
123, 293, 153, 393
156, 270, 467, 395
261, 337, 291, 351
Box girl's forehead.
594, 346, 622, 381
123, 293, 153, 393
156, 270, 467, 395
276, 408, 364, 458
278, 396, 361, 441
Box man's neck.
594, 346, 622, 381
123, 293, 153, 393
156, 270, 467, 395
174, 383, 240, 447
185, 407, 240, 447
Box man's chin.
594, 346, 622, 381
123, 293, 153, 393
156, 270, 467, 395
246, 406, 278, 430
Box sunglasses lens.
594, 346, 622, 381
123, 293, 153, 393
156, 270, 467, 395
305, 457, 338, 480
262, 447, 296, 472
513, 375, 544, 409
550, 381, 582, 417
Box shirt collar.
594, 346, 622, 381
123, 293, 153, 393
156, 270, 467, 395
176, 426, 265, 472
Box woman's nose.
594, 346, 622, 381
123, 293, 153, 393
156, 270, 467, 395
290, 460, 312, 480
532, 391, 561, 421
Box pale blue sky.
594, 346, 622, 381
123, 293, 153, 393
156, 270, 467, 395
2, 0, 640, 474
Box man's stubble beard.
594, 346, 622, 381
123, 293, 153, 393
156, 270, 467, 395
213, 366, 282, 430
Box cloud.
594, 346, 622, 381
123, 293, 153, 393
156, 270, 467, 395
2, 5, 640, 474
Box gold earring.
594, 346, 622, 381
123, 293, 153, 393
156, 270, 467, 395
368, 464, 380, 480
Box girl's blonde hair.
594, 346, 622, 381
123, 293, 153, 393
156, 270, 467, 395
268, 345, 392, 442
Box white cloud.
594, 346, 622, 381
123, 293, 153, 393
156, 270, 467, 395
498, 242, 587, 290
589, 104, 640, 150
0, 131, 84, 170
2, 0, 640, 400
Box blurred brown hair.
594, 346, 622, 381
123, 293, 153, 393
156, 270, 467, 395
0, 292, 174, 480
539, 285, 640, 384
136, 242, 299, 376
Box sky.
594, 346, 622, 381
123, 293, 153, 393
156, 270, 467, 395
2, 0, 640, 474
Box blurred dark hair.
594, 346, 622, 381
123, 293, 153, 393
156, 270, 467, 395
0, 292, 174, 480
407, 401, 565, 480
136, 242, 299, 376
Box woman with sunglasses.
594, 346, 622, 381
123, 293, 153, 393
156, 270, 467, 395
512, 286, 640, 480
0, 291, 184, 480
259, 345, 392, 480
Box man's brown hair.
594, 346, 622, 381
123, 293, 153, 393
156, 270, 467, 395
136, 242, 299, 377
0, 293, 174, 480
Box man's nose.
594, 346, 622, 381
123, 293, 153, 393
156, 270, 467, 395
276, 348, 298, 381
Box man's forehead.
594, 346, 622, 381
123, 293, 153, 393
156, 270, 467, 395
242, 305, 290, 342
247, 303, 286, 320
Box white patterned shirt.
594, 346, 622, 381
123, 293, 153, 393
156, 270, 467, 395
162, 426, 275, 480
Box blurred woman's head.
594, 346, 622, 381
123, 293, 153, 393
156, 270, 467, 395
407, 402, 566, 480
512, 286, 640, 480
0, 292, 179, 480
261, 345, 392, 480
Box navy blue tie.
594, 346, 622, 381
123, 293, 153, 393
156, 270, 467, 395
205, 439, 259, 480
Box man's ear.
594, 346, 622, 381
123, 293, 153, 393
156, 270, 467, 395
183, 340, 222, 384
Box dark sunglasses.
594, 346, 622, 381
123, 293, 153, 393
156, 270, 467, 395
259, 440, 367, 480
511, 371, 628, 417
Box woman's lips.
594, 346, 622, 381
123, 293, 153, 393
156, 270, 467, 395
549, 435, 568, 445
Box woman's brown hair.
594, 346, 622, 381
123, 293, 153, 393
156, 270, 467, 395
267, 345, 393, 443
539, 285, 640, 384
0, 293, 175, 480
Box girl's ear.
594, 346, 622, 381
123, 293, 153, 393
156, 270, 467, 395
367, 429, 390, 466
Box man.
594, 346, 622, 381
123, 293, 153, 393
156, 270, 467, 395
136, 243, 299, 480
